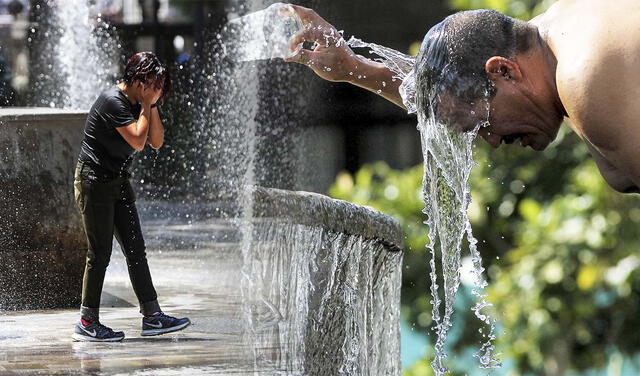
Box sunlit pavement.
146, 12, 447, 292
0, 202, 264, 375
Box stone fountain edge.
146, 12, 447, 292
251, 186, 404, 252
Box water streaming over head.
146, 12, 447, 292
416, 23, 501, 373
348, 26, 501, 375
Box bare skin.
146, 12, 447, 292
285, 5, 405, 108
540, 0, 640, 192
287, 1, 640, 193
116, 80, 165, 151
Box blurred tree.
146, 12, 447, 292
449, 0, 556, 19
168, 0, 194, 19
330, 1, 640, 375
332, 132, 640, 375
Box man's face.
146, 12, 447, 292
477, 79, 562, 150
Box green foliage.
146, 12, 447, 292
473, 129, 640, 374
403, 359, 435, 376
329, 127, 640, 374
449, 0, 556, 19
331, 1, 640, 374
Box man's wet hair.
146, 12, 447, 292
415, 10, 535, 129
122, 52, 172, 103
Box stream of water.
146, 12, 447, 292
33, 0, 118, 109
348, 37, 501, 374
227, 4, 403, 374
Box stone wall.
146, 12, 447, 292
245, 187, 404, 375
0, 108, 87, 309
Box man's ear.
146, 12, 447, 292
485, 56, 522, 82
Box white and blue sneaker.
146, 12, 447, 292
141, 312, 191, 336
72, 321, 125, 342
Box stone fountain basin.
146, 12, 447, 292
0, 108, 88, 309
246, 186, 404, 375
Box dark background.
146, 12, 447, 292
1, 0, 452, 192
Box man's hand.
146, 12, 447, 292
284, 5, 407, 109
285, 5, 360, 83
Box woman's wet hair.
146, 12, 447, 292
122, 52, 172, 103
415, 10, 534, 130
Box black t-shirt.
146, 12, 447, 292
79, 87, 141, 175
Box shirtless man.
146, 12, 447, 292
286, 0, 640, 194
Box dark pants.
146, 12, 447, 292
74, 161, 160, 321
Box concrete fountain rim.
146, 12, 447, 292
251, 186, 404, 252
0, 108, 404, 252
0, 108, 88, 123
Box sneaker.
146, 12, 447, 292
141, 312, 191, 336
72, 321, 125, 342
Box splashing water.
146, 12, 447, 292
349, 37, 501, 374
228, 2, 304, 62
55, 1, 118, 109
33, 0, 118, 109
222, 4, 403, 373
30, 0, 489, 372
242, 187, 403, 375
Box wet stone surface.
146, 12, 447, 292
0, 192, 404, 376
0, 109, 87, 309
0, 201, 261, 376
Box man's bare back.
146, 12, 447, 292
537, 0, 640, 191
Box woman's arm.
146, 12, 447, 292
146, 106, 164, 150
286, 5, 405, 109
116, 88, 161, 151
116, 104, 152, 151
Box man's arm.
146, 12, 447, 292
286, 6, 405, 109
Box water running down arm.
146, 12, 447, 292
146, 105, 165, 150
286, 5, 407, 109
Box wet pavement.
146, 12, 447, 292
0, 202, 262, 376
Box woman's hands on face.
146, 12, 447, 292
285, 5, 361, 83
140, 82, 163, 107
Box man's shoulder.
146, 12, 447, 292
553, 0, 640, 101
557, 45, 640, 151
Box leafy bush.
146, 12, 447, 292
329, 128, 640, 375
